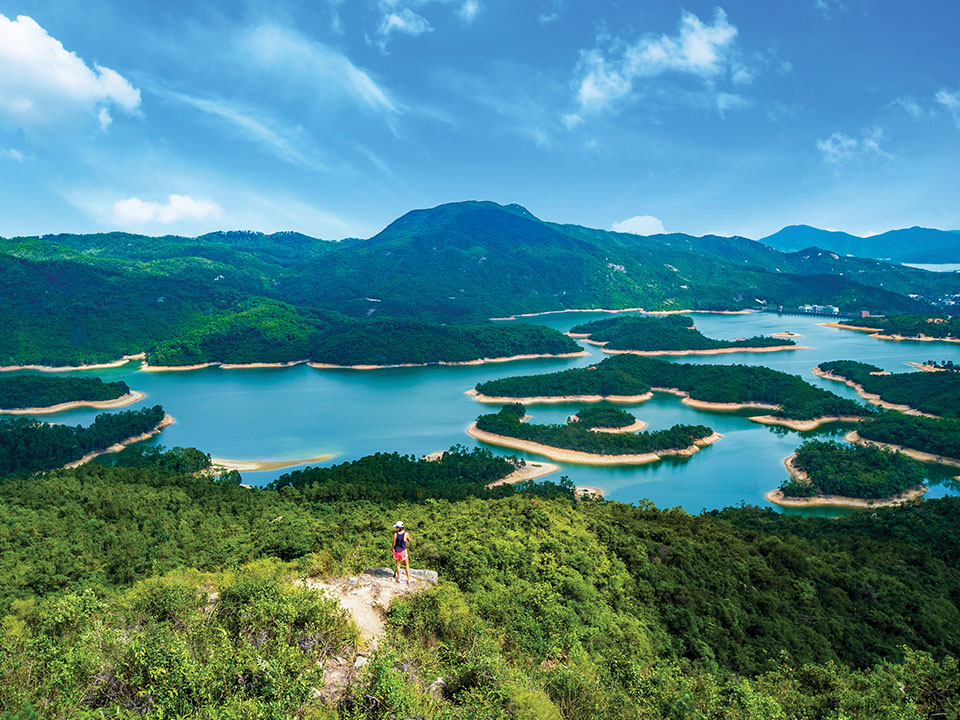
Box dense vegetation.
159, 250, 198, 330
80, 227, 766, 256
574, 406, 636, 428
570, 314, 795, 352
782, 440, 927, 499
0, 451, 958, 718
0, 405, 166, 477
861, 314, 960, 339
475, 404, 713, 456
857, 412, 960, 460
2, 202, 946, 366
478, 355, 870, 421
818, 359, 960, 417
0, 374, 130, 409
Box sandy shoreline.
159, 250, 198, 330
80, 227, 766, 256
0, 390, 146, 415
466, 388, 654, 405
766, 454, 928, 508
220, 360, 309, 370
904, 361, 948, 372
811, 367, 937, 417
844, 431, 960, 469
141, 362, 219, 372
0, 353, 145, 373
486, 460, 560, 486
467, 423, 721, 465
62, 413, 175, 469
600, 344, 807, 357
209, 454, 333, 472
308, 351, 588, 370
648, 387, 781, 412
574, 486, 604, 500
587, 419, 649, 433
770, 332, 803, 338
820, 323, 960, 344
490, 308, 755, 321
819, 322, 883, 332
749, 414, 864, 431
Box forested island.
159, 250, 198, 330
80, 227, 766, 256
827, 314, 960, 341
474, 355, 871, 426
0, 405, 170, 476
0, 444, 957, 718
569, 314, 800, 354
850, 412, 960, 465
470, 403, 717, 463
573, 406, 639, 430
774, 440, 927, 504
817, 360, 960, 417
0, 374, 136, 413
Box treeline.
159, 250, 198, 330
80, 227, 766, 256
575, 406, 636, 428
869, 314, 960, 339
0, 453, 958, 717
268, 445, 574, 503
857, 411, 960, 460
819, 359, 960, 417
476, 404, 713, 455
0, 374, 130, 410
783, 439, 926, 499
0, 405, 166, 477
145, 299, 581, 367
478, 355, 870, 421
570, 314, 795, 351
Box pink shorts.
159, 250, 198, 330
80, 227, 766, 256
393, 549, 408, 562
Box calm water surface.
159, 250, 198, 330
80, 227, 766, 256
26, 312, 960, 515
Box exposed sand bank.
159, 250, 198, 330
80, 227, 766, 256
600, 344, 807, 357
575, 486, 604, 500
490, 308, 754, 321
0, 353, 145, 373
648, 387, 781, 412
819, 322, 883, 332
749, 414, 864, 431
589, 419, 649, 433
770, 331, 803, 338
219, 360, 309, 369
766, 454, 928, 508
209, 454, 333, 472
141, 362, 219, 372
308, 350, 589, 370
844, 431, 960, 469
820, 322, 960, 344
486, 460, 560, 486
62, 414, 175, 469
467, 423, 721, 465
0, 390, 146, 415
466, 388, 654, 405
811, 367, 937, 417
904, 361, 949, 372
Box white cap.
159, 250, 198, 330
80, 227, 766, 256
394, 520, 404, 528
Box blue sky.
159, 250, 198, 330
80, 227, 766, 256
1, 0, 959, 240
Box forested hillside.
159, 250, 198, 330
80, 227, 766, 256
0, 451, 957, 718
818, 360, 960, 417
0, 374, 129, 409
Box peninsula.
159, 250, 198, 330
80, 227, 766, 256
0, 374, 143, 415
822, 314, 960, 343
815, 360, 960, 418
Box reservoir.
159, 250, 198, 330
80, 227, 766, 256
23, 311, 960, 514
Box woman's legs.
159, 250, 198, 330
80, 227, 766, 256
403, 555, 411, 583
394, 556, 402, 582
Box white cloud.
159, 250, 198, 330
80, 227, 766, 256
935, 89, 960, 127
561, 112, 583, 130
113, 194, 222, 225
816, 126, 893, 164
0, 14, 140, 128
242, 24, 397, 114
0, 147, 24, 162
611, 215, 666, 235
98, 107, 112, 131
379, 8, 432, 38
460, 0, 480, 23
538, 0, 563, 25
570, 9, 743, 116
893, 96, 926, 118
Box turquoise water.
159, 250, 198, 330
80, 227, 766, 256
17, 312, 960, 514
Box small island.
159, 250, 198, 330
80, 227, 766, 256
822, 314, 960, 343
0, 374, 143, 415
468, 403, 719, 464
815, 360, 960, 418
767, 439, 928, 508
567, 315, 803, 356
0, 405, 173, 476
473, 355, 871, 429
571, 406, 648, 433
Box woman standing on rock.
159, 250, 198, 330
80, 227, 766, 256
392, 521, 412, 585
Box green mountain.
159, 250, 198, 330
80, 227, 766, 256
761, 224, 960, 264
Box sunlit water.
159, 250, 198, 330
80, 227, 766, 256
16, 312, 960, 515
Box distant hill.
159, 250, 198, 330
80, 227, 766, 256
761, 225, 960, 264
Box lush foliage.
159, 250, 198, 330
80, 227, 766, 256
784, 440, 926, 499
574, 406, 636, 428
857, 411, 960, 460
866, 314, 960, 339
0, 405, 166, 477
570, 314, 795, 351
819, 359, 960, 417
476, 404, 713, 455
478, 355, 870, 421
0, 374, 130, 409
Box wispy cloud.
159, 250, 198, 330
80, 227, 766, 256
0, 147, 24, 162
936, 89, 960, 127
611, 215, 666, 235
892, 95, 927, 119
113, 194, 221, 225
0, 14, 140, 129
816, 126, 893, 164
459, 0, 480, 23
160, 90, 325, 171
379, 7, 432, 40
569, 9, 746, 120
538, 0, 563, 25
